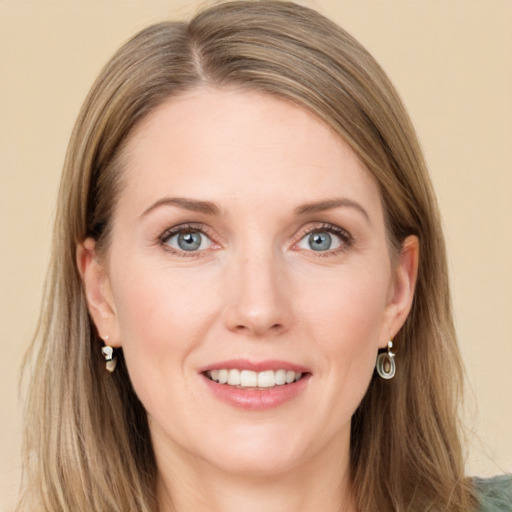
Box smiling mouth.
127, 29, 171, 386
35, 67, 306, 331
204, 369, 307, 389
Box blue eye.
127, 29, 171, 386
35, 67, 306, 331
297, 228, 345, 252
164, 229, 211, 252
308, 232, 333, 251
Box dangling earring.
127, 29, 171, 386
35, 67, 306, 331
376, 340, 396, 379
101, 336, 117, 373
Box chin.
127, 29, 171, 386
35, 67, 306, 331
196, 425, 310, 477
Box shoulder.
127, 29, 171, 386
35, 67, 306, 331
473, 475, 512, 512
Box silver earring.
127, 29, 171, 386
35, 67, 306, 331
101, 336, 117, 373
376, 340, 396, 379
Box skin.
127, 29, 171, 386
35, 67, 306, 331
78, 88, 418, 512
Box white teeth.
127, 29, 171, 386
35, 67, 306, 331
240, 370, 257, 387
206, 369, 305, 388
227, 369, 240, 386
275, 369, 286, 385
257, 370, 275, 388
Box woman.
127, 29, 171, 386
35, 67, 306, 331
17, 1, 511, 511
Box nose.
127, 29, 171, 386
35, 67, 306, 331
223, 251, 292, 338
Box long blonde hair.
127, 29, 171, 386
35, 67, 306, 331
18, 1, 476, 510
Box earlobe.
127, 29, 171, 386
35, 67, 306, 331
382, 235, 420, 345
76, 238, 121, 347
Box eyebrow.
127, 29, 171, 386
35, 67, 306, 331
294, 198, 370, 223
140, 197, 221, 217
140, 196, 370, 223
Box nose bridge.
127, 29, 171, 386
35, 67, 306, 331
224, 238, 290, 336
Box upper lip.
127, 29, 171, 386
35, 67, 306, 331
198, 358, 310, 374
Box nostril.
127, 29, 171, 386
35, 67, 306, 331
233, 322, 284, 335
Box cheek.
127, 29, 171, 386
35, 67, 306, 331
108, 262, 223, 420
300, 265, 390, 394
302, 264, 390, 345
109, 259, 220, 373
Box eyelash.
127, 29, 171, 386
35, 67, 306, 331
294, 223, 353, 256
159, 223, 217, 258
158, 222, 353, 257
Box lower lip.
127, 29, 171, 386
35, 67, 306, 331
201, 374, 310, 411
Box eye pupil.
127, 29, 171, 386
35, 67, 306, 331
178, 231, 202, 251
308, 232, 332, 251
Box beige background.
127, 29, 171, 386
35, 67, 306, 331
1, 0, 511, 509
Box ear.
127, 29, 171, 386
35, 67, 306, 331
76, 238, 121, 347
380, 235, 419, 347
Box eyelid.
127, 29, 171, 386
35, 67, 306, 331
292, 222, 353, 253
159, 223, 219, 256
158, 221, 352, 257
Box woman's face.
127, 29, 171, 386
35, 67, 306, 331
81, 88, 417, 477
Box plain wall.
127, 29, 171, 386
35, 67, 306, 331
1, 0, 511, 509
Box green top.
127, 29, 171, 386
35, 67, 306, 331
474, 475, 512, 511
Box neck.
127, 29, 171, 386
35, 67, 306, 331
155, 435, 357, 512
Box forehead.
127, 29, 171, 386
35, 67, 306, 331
117, 87, 383, 220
